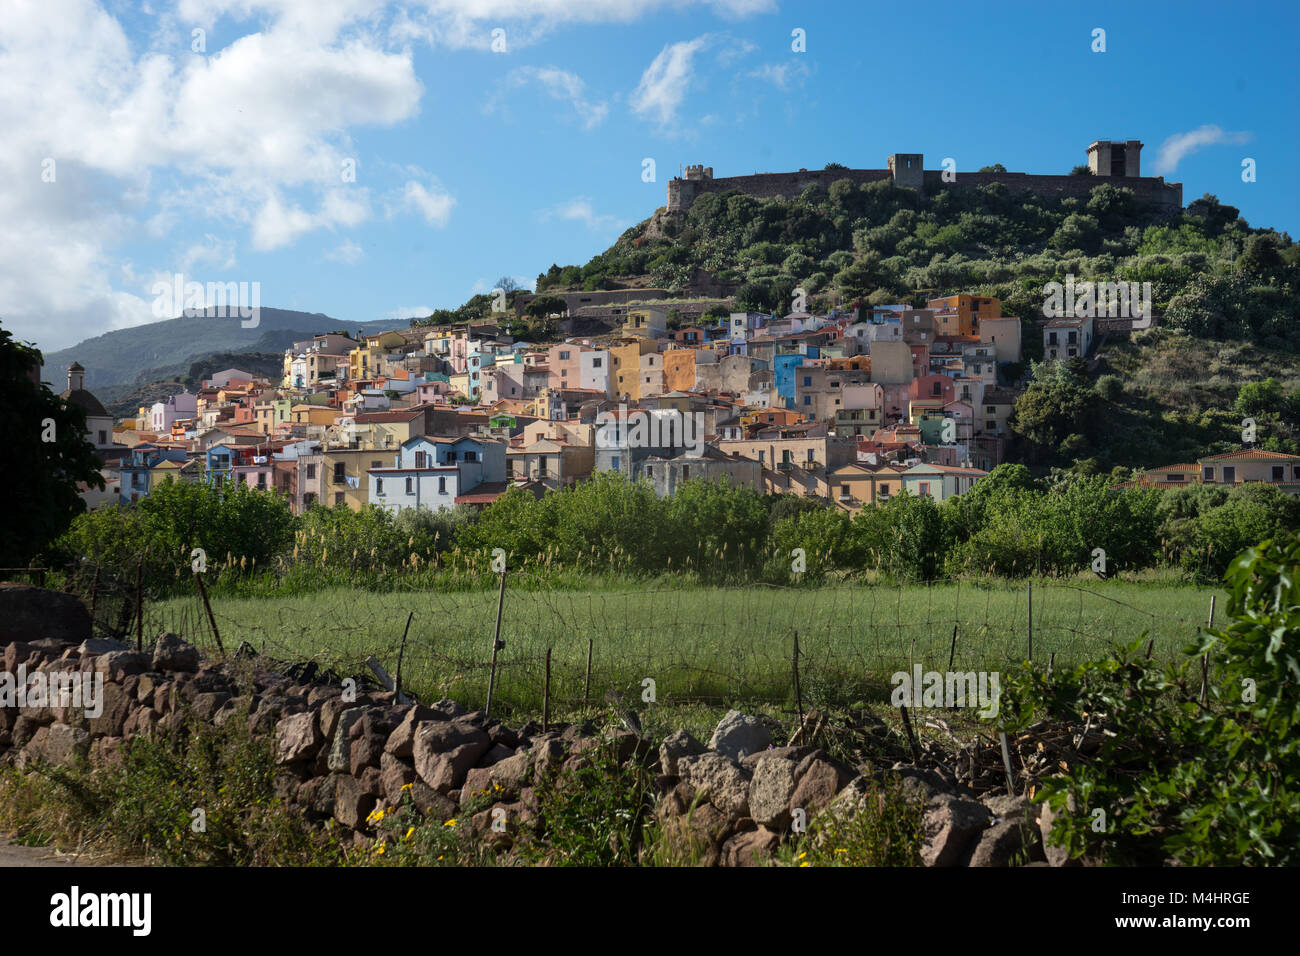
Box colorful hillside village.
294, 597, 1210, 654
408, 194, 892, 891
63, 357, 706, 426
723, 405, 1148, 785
64, 294, 1300, 515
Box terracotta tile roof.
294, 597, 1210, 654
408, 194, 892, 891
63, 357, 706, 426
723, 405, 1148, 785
1201, 448, 1300, 462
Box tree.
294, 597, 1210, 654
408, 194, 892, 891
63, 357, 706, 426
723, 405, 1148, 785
978, 164, 1007, 173
525, 295, 567, 320
0, 323, 105, 569
494, 275, 521, 294
1069, 165, 1093, 176
1011, 360, 1096, 463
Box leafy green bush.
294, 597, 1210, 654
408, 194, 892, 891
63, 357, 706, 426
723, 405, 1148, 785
999, 534, 1300, 864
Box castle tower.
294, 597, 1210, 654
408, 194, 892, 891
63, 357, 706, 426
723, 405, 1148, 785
888, 154, 924, 191
67, 361, 85, 392
1087, 140, 1143, 177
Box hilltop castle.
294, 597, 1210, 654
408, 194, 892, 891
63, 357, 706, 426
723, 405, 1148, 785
666, 140, 1182, 214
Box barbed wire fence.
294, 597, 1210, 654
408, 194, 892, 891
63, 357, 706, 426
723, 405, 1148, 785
94, 566, 1222, 724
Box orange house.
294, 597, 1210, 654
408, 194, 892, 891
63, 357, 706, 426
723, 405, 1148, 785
927, 294, 1002, 337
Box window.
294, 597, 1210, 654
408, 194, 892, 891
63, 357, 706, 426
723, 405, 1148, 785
376, 478, 384, 495
304, 493, 315, 506
257, 472, 266, 489
1049, 332, 1058, 345
803, 395, 811, 405
840, 484, 850, 498
879, 483, 890, 496
405, 477, 414, 494
986, 420, 996, 430
933, 382, 942, 397
97, 430, 107, 444
1165, 474, 1184, 482
803, 376, 812, 387
464, 450, 477, 463
758, 450, 765, 463
682, 465, 689, 480
1223, 466, 1236, 483
438, 476, 447, 494
538, 458, 547, 478
611, 456, 620, 471
1272, 466, 1284, 481
306, 463, 316, 479
334, 492, 345, 506
645, 466, 652, 478
592, 358, 602, 368
807, 448, 815, 461
559, 351, 570, 360
919, 482, 930, 497
371, 460, 382, 469
1203, 466, 1214, 481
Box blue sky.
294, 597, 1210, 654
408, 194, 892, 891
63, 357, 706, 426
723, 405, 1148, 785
4, 0, 1297, 352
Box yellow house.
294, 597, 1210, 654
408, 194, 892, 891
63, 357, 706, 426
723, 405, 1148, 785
291, 404, 339, 427
321, 447, 388, 510
622, 307, 667, 338
610, 338, 660, 402
352, 407, 429, 450
349, 331, 406, 381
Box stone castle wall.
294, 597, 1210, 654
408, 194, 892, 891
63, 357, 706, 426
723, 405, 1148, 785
667, 165, 1182, 214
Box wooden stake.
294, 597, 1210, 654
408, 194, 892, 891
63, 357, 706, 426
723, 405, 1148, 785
1027, 579, 1033, 663
583, 637, 593, 712
135, 558, 144, 652
395, 611, 413, 703
948, 624, 958, 672
485, 568, 506, 718
792, 631, 804, 739
1201, 595, 1216, 706
899, 705, 922, 764
194, 571, 225, 657
999, 731, 1016, 794
89, 565, 101, 625
543, 647, 552, 733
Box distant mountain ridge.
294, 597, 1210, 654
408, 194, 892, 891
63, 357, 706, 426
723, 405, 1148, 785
40, 308, 407, 390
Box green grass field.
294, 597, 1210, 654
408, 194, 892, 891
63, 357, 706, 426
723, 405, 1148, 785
153, 577, 1224, 719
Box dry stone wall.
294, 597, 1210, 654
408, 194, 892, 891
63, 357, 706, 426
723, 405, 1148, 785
0, 583, 1062, 867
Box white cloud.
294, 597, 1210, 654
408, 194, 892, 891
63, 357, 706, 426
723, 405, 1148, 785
324, 239, 365, 264
0, 0, 420, 349
494, 66, 609, 129
383, 303, 434, 319
540, 196, 627, 233
1154, 125, 1253, 175
749, 61, 809, 91
631, 35, 712, 127
400, 180, 456, 226
392, 0, 775, 50
180, 234, 238, 272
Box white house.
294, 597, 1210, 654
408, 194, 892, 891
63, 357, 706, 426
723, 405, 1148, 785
368, 435, 507, 513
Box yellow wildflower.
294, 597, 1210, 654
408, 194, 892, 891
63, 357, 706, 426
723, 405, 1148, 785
401, 783, 414, 792
799, 861, 810, 868
834, 848, 848, 854
443, 818, 457, 827
405, 826, 415, 842
375, 843, 386, 855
